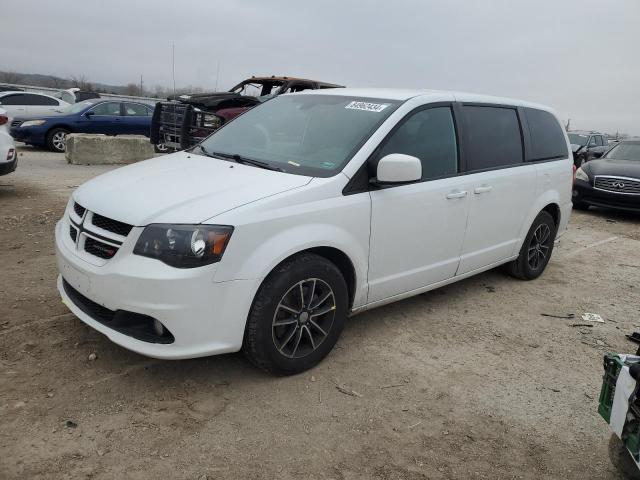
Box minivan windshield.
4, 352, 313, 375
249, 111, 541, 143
603, 143, 640, 161
568, 133, 589, 146
199, 94, 401, 177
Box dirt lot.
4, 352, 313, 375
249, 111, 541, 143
1, 146, 639, 479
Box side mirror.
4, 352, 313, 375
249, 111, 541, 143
376, 154, 422, 184
85, 111, 95, 118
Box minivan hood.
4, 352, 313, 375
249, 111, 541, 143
74, 151, 312, 225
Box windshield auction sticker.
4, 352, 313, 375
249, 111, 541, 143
345, 101, 389, 113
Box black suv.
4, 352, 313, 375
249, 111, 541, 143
568, 131, 609, 167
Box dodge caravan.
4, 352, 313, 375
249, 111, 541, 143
55, 88, 573, 374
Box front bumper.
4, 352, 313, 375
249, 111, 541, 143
573, 179, 640, 213
55, 218, 259, 359
9, 126, 45, 146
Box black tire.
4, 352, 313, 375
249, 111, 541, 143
242, 253, 348, 375
572, 199, 589, 210
505, 211, 557, 280
609, 435, 640, 480
46, 128, 69, 153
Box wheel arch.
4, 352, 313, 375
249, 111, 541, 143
514, 191, 562, 254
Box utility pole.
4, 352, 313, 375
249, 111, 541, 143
565, 118, 571, 131
215, 60, 220, 90
172, 44, 176, 95
140, 74, 143, 96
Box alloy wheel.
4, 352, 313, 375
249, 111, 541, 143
527, 223, 551, 270
272, 278, 336, 359
52, 131, 67, 152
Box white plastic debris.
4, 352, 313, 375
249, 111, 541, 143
582, 313, 604, 323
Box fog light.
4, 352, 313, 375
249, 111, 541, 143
153, 319, 164, 336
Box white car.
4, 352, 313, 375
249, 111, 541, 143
0, 108, 17, 176
55, 88, 573, 374
0, 91, 70, 125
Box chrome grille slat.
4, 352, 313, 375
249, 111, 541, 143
594, 176, 640, 195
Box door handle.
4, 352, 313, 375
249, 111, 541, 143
446, 190, 468, 199
473, 185, 493, 194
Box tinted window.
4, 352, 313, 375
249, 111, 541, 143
0, 94, 26, 105
124, 102, 150, 116
524, 108, 568, 160
588, 136, 597, 146
23, 94, 58, 106
375, 107, 458, 180
462, 106, 523, 170
91, 102, 121, 115
596, 135, 604, 146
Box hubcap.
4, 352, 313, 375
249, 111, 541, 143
272, 278, 336, 359
527, 223, 551, 270
53, 132, 66, 151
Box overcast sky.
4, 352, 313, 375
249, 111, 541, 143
1, 0, 638, 134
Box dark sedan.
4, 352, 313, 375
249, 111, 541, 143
573, 140, 640, 212
10, 99, 166, 153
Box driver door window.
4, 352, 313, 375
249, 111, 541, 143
374, 107, 458, 180
91, 102, 122, 116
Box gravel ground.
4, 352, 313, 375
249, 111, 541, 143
1, 146, 640, 479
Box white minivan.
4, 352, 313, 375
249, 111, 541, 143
55, 88, 572, 374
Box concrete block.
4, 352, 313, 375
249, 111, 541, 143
65, 134, 154, 165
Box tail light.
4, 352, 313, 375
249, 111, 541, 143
7, 148, 15, 161
0, 115, 7, 126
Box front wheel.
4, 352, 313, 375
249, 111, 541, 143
505, 211, 557, 280
46, 128, 69, 153
242, 253, 348, 375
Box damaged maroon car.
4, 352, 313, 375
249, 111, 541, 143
150, 76, 343, 150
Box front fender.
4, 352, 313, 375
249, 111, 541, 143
215, 223, 369, 308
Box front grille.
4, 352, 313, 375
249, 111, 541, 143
91, 213, 133, 236
62, 279, 175, 344
84, 237, 119, 259
73, 202, 86, 217
69, 225, 77, 242
11, 119, 22, 127
595, 176, 640, 195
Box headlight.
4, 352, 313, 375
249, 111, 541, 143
133, 224, 233, 268
575, 167, 589, 182
20, 119, 46, 127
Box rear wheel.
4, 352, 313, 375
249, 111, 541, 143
505, 211, 556, 280
243, 253, 348, 375
46, 128, 69, 153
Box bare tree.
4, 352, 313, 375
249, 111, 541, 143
125, 83, 141, 96
0, 71, 22, 84
43, 75, 66, 89
69, 74, 94, 91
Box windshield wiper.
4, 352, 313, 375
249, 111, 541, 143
209, 151, 284, 172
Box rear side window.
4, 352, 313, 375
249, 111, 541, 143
24, 94, 58, 106
0, 94, 26, 105
462, 106, 523, 171
375, 107, 458, 180
124, 103, 150, 116
596, 136, 604, 146
524, 108, 568, 161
